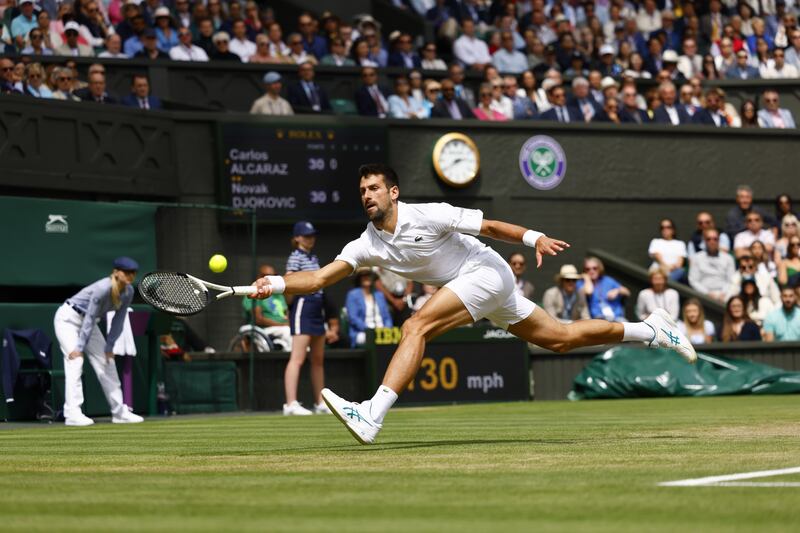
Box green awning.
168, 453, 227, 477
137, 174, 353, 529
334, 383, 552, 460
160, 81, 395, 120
0, 196, 156, 286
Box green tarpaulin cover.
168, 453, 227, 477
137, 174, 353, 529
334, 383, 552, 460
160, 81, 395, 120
0, 196, 156, 286
570, 347, 800, 400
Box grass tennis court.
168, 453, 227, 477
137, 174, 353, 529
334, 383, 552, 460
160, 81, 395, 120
2, 395, 799, 532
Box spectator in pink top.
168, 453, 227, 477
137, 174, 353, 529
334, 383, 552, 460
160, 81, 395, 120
473, 83, 508, 121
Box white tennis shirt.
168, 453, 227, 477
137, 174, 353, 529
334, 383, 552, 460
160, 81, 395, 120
335, 201, 486, 286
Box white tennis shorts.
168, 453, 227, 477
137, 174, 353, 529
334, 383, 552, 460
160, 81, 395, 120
444, 248, 536, 329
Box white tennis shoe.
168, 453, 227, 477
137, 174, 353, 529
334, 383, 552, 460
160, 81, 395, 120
65, 413, 94, 427
321, 388, 381, 445
112, 405, 144, 424
283, 401, 313, 416
313, 401, 332, 415
644, 308, 697, 364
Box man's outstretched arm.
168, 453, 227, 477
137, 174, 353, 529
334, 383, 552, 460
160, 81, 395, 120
480, 218, 569, 268
252, 260, 352, 299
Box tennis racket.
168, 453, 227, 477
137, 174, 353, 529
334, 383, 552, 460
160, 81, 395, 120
138, 271, 258, 316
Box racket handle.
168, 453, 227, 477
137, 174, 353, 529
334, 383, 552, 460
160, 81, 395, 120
232, 286, 259, 296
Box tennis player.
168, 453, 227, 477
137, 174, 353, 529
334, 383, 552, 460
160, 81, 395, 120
252, 164, 696, 444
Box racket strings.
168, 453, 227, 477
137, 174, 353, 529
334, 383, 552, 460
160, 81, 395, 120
139, 272, 207, 316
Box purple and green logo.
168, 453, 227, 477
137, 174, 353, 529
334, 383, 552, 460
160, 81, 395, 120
518, 135, 567, 190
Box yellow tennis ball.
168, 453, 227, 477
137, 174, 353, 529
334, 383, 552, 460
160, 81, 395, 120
209, 254, 227, 273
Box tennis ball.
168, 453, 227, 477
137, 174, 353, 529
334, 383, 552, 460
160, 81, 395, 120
209, 254, 227, 273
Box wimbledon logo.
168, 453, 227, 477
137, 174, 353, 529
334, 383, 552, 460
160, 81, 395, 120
518, 135, 566, 190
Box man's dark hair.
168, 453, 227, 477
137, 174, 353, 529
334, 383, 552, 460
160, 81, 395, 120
131, 73, 148, 85
359, 163, 399, 189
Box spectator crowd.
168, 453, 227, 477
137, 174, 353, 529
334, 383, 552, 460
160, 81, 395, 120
537, 185, 799, 343
0, 1, 797, 127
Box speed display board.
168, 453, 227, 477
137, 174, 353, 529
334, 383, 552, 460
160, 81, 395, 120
219, 122, 387, 220
370, 327, 530, 404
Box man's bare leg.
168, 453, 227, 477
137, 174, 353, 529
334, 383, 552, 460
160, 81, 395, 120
508, 306, 696, 364
320, 287, 473, 443
508, 307, 625, 352
381, 287, 474, 392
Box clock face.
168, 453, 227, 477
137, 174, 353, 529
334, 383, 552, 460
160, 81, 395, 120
433, 133, 480, 187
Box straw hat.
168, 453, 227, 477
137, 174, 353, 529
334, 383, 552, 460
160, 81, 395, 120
555, 264, 581, 283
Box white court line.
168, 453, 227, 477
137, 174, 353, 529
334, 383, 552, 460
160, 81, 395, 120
659, 466, 800, 487
715, 482, 800, 487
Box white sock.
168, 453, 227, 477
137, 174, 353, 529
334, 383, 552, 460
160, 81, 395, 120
623, 322, 655, 343
366, 386, 398, 424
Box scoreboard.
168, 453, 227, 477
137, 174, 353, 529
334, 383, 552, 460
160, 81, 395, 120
369, 327, 530, 404
219, 122, 387, 220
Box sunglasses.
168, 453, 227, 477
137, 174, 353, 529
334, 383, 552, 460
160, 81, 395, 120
585, 266, 599, 271
480, 92, 492, 96
698, 219, 712, 224
746, 217, 761, 222
661, 225, 674, 229
58, 76, 72, 81
705, 237, 719, 241
764, 98, 778, 103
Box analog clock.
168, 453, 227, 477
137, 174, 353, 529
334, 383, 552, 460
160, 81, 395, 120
432, 132, 480, 188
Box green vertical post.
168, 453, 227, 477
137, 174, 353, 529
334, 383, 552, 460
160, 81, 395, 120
249, 209, 257, 410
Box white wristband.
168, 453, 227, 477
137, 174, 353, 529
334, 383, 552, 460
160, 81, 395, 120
265, 275, 286, 294
522, 230, 544, 248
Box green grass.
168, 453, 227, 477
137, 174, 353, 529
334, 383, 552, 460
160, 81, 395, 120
1, 396, 799, 532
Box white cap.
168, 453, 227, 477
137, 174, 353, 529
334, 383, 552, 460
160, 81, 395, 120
64, 21, 81, 32
662, 49, 680, 62
154, 6, 170, 17
541, 78, 558, 91
213, 31, 230, 43
599, 43, 616, 56
600, 76, 619, 89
